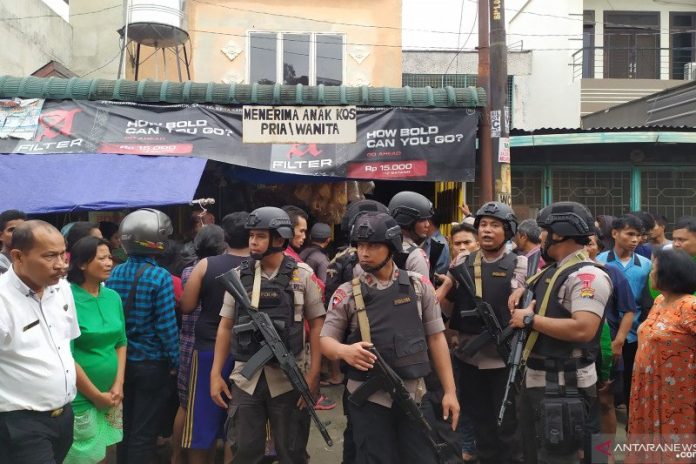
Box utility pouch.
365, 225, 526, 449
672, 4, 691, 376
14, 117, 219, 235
538, 359, 587, 455
540, 395, 586, 455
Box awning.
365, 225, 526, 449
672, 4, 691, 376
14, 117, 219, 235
0, 153, 206, 214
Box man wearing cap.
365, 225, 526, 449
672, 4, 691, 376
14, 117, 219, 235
0, 220, 79, 463
299, 223, 332, 283
211, 207, 326, 464
320, 212, 459, 464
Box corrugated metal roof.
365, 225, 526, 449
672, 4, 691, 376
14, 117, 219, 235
0, 75, 487, 108
510, 125, 696, 147
582, 80, 696, 129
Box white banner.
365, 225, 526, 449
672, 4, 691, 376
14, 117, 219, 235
242, 105, 357, 144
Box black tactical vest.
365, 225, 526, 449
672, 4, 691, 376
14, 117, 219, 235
230, 256, 304, 361
346, 271, 432, 381
529, 261, 606, 366
393, 243, 419, 270
449, 250, 516, 334
325, 246, 356, 303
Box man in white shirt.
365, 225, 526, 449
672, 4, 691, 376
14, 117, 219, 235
0, 220, 80, 463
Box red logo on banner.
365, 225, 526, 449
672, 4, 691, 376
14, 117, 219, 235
287, 144, 322, 159
36, 108, 82, 140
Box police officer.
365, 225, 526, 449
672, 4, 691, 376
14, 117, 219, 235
438, 201, 526, 464
325, 199, 389, 300
320, 212, 459, 464
210, 207, 326, 464
510, 202, 612, 464
388, 191, 433, 277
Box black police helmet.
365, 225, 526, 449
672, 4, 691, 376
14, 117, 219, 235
245, 207, 294, 239
536, 201, 594, 238
473, 201, 518, 240
340, 199, 389, 234
388, 191, 434, 228
350, 212, 403, 253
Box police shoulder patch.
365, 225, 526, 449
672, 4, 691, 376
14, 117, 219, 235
576, 272, 596, 299
332, 288, 348, 307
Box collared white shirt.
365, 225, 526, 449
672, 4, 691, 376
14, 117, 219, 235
0, 266, 80, 412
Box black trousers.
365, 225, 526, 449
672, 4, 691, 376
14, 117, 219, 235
347, 399, 438, 464
0, 404, 74, 464
227, 373, 310, 464
456, 360, 523, 464
117, 360, 173, 464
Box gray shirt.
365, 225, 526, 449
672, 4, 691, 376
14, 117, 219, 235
299, 246, 330, 283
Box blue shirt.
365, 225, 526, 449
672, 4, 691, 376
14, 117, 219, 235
600, 265, 637, 339
596, 249, 651, 343
106, 256, 179, 368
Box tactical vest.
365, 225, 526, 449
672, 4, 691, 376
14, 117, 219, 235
345, 271, 432, 381
449, 250, 516, 334
325, 246, 356, 302
528, 262, 606, 368
230, 256, 304, 362
393, 243, 419, 270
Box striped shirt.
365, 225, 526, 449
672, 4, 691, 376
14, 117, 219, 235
106, 256, 179, 369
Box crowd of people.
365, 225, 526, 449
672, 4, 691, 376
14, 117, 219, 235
0, 194, 694, 464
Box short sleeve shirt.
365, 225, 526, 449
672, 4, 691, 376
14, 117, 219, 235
0, 267, 81, 411
402, 237, 431, 278
447, 249, 527, 369
220, 261, 326, 397
525, 254, 613, 388
320, 266, 445, 407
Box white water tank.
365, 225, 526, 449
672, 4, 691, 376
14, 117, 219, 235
127, 0, 188, 48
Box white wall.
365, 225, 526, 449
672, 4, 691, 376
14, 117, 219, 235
403, 0, 585, 129
69, 0, 124, 79
0, 0, 72, 76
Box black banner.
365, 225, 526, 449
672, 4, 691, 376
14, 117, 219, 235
0, 100, 478, 181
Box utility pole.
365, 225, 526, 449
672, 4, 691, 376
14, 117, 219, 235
477, 0, 493, 203
489, 0, 511, 204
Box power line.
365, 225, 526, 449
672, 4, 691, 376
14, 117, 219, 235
81, 51, 122, 78
0, 4, 120, 22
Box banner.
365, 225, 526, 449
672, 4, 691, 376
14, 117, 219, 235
0, 98, 45, 140
0, 100, 478, 181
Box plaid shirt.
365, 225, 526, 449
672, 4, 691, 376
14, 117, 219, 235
106, 256, 179, 369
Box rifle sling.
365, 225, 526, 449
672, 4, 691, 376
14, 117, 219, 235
352, 277, 371, 343
473, 251, 483, 299
251, 261, 262, 309
521, 252, 586, 364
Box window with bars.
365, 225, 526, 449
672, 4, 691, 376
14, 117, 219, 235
641, 170, 696, 232
402, 73, 514, 125
553, 170, 631, 219
249, 32, 344, 86
465, 167, 542, 220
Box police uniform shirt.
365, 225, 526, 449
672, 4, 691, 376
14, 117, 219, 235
321, 267, 446, 408
219, 261, 326, 398
402, 236, 431, 278
447, 249, 527, 369
0, 267, 80, 412
525, 254, 612, 388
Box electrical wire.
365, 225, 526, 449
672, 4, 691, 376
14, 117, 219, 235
0, 4, 120, 21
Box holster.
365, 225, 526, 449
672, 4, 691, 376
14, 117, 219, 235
537, 359, 588, 456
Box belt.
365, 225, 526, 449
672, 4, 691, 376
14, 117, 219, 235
526, 356, 593, 371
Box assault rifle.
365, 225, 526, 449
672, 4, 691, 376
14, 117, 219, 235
497, 289, 534, 427
450, 265, 513, 362
349, 346, 461, 463
215, 269, 333, 447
